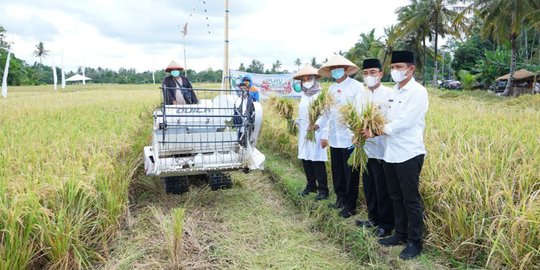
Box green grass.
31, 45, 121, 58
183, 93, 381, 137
100, 169, 365, 269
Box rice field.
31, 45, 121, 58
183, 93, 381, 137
260, 88, 540, 269
1, 83, 538, 269
0, 84, 161, 269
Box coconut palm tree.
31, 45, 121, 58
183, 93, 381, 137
272, 60, 282, 73
382, 25, 399, 71
33, 41, 49, 65
397, 0, 465, 86
459, 0, 536, 96
346, 29, 385, 68
294, 58, 302, 70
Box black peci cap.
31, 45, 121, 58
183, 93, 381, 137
391, 50, 415, 64
362, 58, 381, 70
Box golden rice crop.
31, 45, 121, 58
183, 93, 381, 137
261, 88, 540, 269
267, 96, 298, 135
339, 102, 386, 173
306, 87, 334, 142
0, 84, 160, 269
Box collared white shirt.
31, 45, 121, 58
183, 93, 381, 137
318, 77, 367, 148
383, 77, 428, 163
297, 91, 329, 161
362, 84, 392, 160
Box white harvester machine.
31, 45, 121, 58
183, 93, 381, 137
143, 87, 265, 194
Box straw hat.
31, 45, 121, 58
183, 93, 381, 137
318, 54, 359, 78
165, 60, 184, 72
293, 64, 321, 80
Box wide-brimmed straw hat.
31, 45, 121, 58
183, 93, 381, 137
165, 60, 184, 72
318, 54, 359, 77
293, 64, 321, 80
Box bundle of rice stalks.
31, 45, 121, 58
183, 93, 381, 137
306, 87, 334, 141
339, 102, 386, 173
268, 96, 298, 135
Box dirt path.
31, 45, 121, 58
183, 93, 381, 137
98, 170, 361, 269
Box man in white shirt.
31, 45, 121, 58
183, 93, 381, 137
355, 58, 394, 238
315, 54, 367, 218
363, 51, 428, 260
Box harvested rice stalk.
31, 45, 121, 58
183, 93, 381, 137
306, 87, 334, 141
339, 102, 386, 173
274, 97, 298, 135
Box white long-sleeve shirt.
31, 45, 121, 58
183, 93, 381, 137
363, 84, 392, 160
383, 77, 429, 163
297, 91, 329, 161
317, 77, 368, 148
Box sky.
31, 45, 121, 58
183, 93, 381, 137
1, 0, 410, 73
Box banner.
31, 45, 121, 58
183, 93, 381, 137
2, 48, 11, 98
229, 70, 301, 99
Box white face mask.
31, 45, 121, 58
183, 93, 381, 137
302, 80, 314, 89
391, 69, 408, 83
364, 75, 380, 87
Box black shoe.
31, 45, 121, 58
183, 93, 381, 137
378, 235, 408, 247
399, 243, 423, 260
338, 208, 356, 218
328, 199, 343, 209
298, 188, 316, 196
315, 193, 329, 201
374, 227, 392, 238
356, 220, 376, 228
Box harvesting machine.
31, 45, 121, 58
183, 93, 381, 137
143, 87, 265, 194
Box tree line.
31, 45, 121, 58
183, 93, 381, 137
2, 0, 540, 95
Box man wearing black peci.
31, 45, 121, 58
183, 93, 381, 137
362, 51, 429, 260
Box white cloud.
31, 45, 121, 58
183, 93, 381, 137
1, 0, 408, 73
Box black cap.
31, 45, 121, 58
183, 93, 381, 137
391, 50, 415, 64
362, 58, 381, 70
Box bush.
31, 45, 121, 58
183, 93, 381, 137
458, 70, 476, 90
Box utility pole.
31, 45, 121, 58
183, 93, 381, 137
181, 22, 188, 77
222, 0, 229, 89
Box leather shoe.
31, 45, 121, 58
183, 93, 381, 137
338, 208, 356, 218
328, 199, 343, 209
378, 235, 407, 247
298, 189, 316, 196
315, 193, 328, 201
356, 219, 376, 228
374, 227, 392, 238
399, 243, 423, 260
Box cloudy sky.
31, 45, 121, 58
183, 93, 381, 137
1, 0, 409, 73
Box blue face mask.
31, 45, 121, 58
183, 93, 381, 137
331, 68, 345, 80
171, 70, 181, 77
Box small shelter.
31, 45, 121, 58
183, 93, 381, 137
65, 74, 92, 83
496, 69, 536, 82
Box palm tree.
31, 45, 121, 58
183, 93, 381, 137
460, 0, 536, 96
33, 41, 49, 65
272, 60, 282, 73
382, 25, 399, 64
346, 29, 385, 68
396, 0, 432, 84
397, 0, 465, 86
294, 58, 302, 70
0, 26, 9, 50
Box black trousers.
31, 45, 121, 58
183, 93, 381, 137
383, 154, 425, 245
301, 159, 329, 195
330, 147, 359, 211
363, 158, 394, 231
